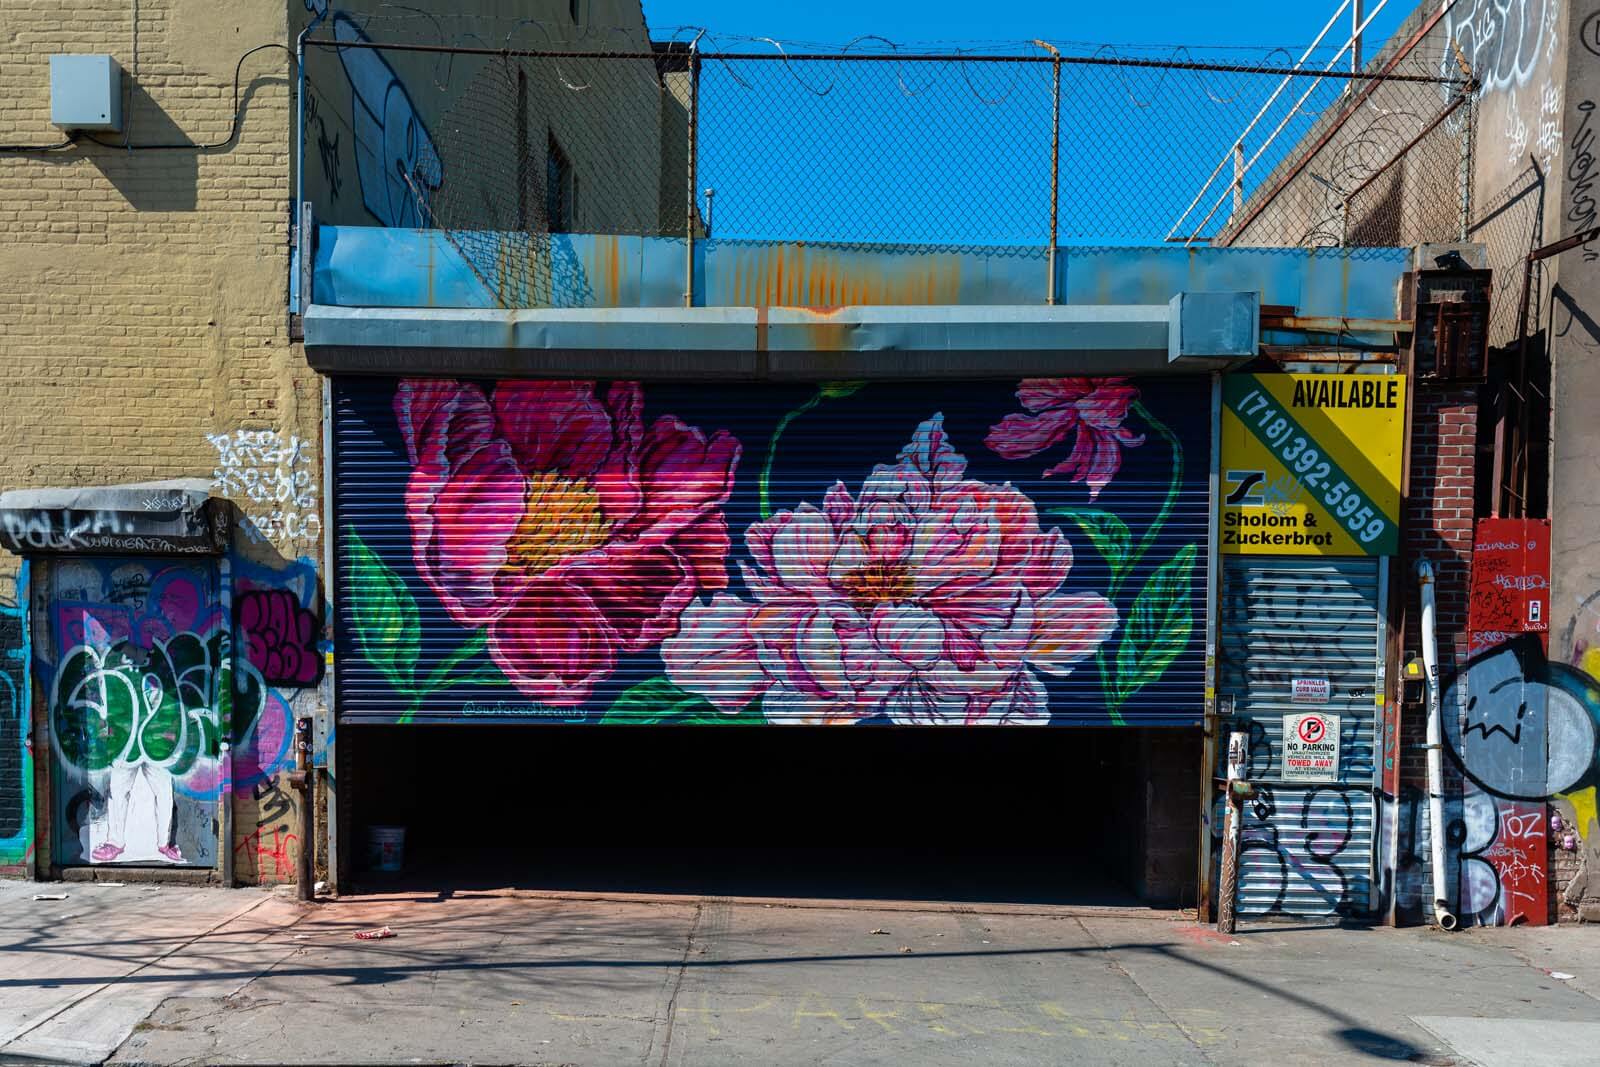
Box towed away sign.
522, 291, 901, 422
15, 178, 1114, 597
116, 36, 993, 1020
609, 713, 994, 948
1220, 373, 1404, 556
1282, 712, 1340, 782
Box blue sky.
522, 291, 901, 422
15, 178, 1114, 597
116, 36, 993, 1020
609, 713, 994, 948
639, 0, 1412, 55
638, 1, 1427, 246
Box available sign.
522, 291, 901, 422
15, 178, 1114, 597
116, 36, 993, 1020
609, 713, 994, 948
1220, 373, 1405, 556
1282, 712, 1340, 782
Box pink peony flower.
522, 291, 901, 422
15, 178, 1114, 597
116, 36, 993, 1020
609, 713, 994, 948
984, 378, 1145, 499
662, 415, 1116, 724
396, 380, 740, 705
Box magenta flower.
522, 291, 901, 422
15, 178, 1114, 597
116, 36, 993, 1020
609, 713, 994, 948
984, 378, 1145, 499
662, 415, 1116, 724
396, 380, 740, 705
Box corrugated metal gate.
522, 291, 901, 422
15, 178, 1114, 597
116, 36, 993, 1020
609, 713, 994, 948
1217, 556, 1385, 918
331, 376, 1213, 726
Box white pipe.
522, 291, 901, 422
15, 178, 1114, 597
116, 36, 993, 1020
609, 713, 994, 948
1417, 559, 1459, 931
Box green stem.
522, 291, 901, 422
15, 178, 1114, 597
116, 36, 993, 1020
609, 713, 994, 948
399, 632, 509, 723
1108, 402, 1185, 603
758, 392, 822, 520
417, 630, 488, 693
1098, 401, 1184, 726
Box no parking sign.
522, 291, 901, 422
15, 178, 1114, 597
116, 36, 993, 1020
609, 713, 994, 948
1282, 712, 1340, 782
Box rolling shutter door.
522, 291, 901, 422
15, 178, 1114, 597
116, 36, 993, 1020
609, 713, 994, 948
1218, 556, 1385, 918
333, 376, 1213, 726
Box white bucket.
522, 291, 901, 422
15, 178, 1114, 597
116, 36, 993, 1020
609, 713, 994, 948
365, 825, 406, 873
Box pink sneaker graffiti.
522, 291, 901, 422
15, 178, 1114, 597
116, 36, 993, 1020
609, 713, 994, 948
91, 843, 124, 862
157, 845, 184, 862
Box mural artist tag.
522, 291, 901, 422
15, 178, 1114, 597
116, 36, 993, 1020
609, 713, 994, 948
1283, 712, 1340, 781
1220, 373, 1404, 556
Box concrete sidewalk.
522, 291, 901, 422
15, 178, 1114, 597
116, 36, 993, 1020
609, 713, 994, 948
3, 881, 1599, 1066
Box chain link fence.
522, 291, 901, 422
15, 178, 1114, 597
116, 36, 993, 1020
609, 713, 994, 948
308, 25, 1474, 303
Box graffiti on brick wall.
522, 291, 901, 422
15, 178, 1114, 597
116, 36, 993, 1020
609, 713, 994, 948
0, 570, 28, 868
208, 429, 320, 546
239, 589, 323, 687
1556, 586, 1600, 908
1441, 636, 1600, 922
304, 1, 442, 228
337, 378, 1209, 725
233, 552, 322, 884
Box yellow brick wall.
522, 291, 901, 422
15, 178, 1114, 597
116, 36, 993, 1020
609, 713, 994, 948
0, 0, 321, 885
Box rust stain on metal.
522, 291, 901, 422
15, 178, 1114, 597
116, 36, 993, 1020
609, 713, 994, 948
729, 244, 962, 309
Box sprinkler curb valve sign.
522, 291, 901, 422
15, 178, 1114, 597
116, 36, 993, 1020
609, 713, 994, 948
1291, 677, 1331, 704
1283, 712, 1339, 781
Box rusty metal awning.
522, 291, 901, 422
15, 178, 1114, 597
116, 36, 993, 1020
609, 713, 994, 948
304, 292, 1259, 379
0, 479, 228, 556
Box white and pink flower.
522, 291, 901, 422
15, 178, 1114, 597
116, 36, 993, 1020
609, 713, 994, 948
662, 415, 1117, 724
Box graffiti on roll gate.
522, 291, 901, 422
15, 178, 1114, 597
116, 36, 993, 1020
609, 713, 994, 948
43, 555, 318, 877
335, 378, 1211, 725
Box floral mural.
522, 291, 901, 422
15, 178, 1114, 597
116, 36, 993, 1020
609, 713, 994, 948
335, 377, 1208, 726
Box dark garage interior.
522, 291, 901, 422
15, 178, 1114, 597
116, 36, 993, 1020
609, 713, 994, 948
341, 725, 1201, 907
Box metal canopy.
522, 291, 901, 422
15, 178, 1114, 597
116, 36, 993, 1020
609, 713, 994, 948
305, 292, 1259, 379
0, 479, 227, 556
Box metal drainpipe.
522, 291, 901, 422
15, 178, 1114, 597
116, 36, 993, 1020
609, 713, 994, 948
1417, 559, 1459, 931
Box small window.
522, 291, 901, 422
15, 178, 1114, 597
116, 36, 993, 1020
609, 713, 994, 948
546, 133, 576, 232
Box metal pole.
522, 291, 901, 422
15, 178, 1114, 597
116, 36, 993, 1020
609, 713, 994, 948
1217, 730, 1248, 934
1459, 90, 1474, 241
320, 375, 338, 892
294, 6, 328, 316
684, 33, 702, 309
1232, 144, 1244, 219
293, 716, 314, 901
1044, 45, 1061, 305
1351, 0, 1364, 75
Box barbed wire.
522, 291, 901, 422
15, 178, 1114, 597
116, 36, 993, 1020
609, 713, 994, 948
306, 25, 1472, 307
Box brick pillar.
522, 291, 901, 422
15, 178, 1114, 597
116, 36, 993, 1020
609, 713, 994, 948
1395, 384, 1477, 923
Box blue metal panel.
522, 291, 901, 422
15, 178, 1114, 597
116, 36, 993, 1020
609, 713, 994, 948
312, 227, 1410, 324
333, 376, 1211, 727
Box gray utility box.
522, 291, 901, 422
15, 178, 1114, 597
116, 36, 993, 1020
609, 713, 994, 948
50, 55, 122, 131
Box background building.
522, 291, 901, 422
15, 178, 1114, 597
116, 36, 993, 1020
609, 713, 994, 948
4, 0, 1594, 930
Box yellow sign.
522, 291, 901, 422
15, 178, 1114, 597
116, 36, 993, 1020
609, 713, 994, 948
1220, 373, 1404, 556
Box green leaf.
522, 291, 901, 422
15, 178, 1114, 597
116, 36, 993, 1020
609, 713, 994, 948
1050, 508, 1134, 570
1113, 544, 1197, 704
817, 380, 867, 399
600, 677, 766, 725
345, 526, 421, 692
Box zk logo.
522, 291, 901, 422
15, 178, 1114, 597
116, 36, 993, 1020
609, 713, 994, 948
1225, 469, 1266, 507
